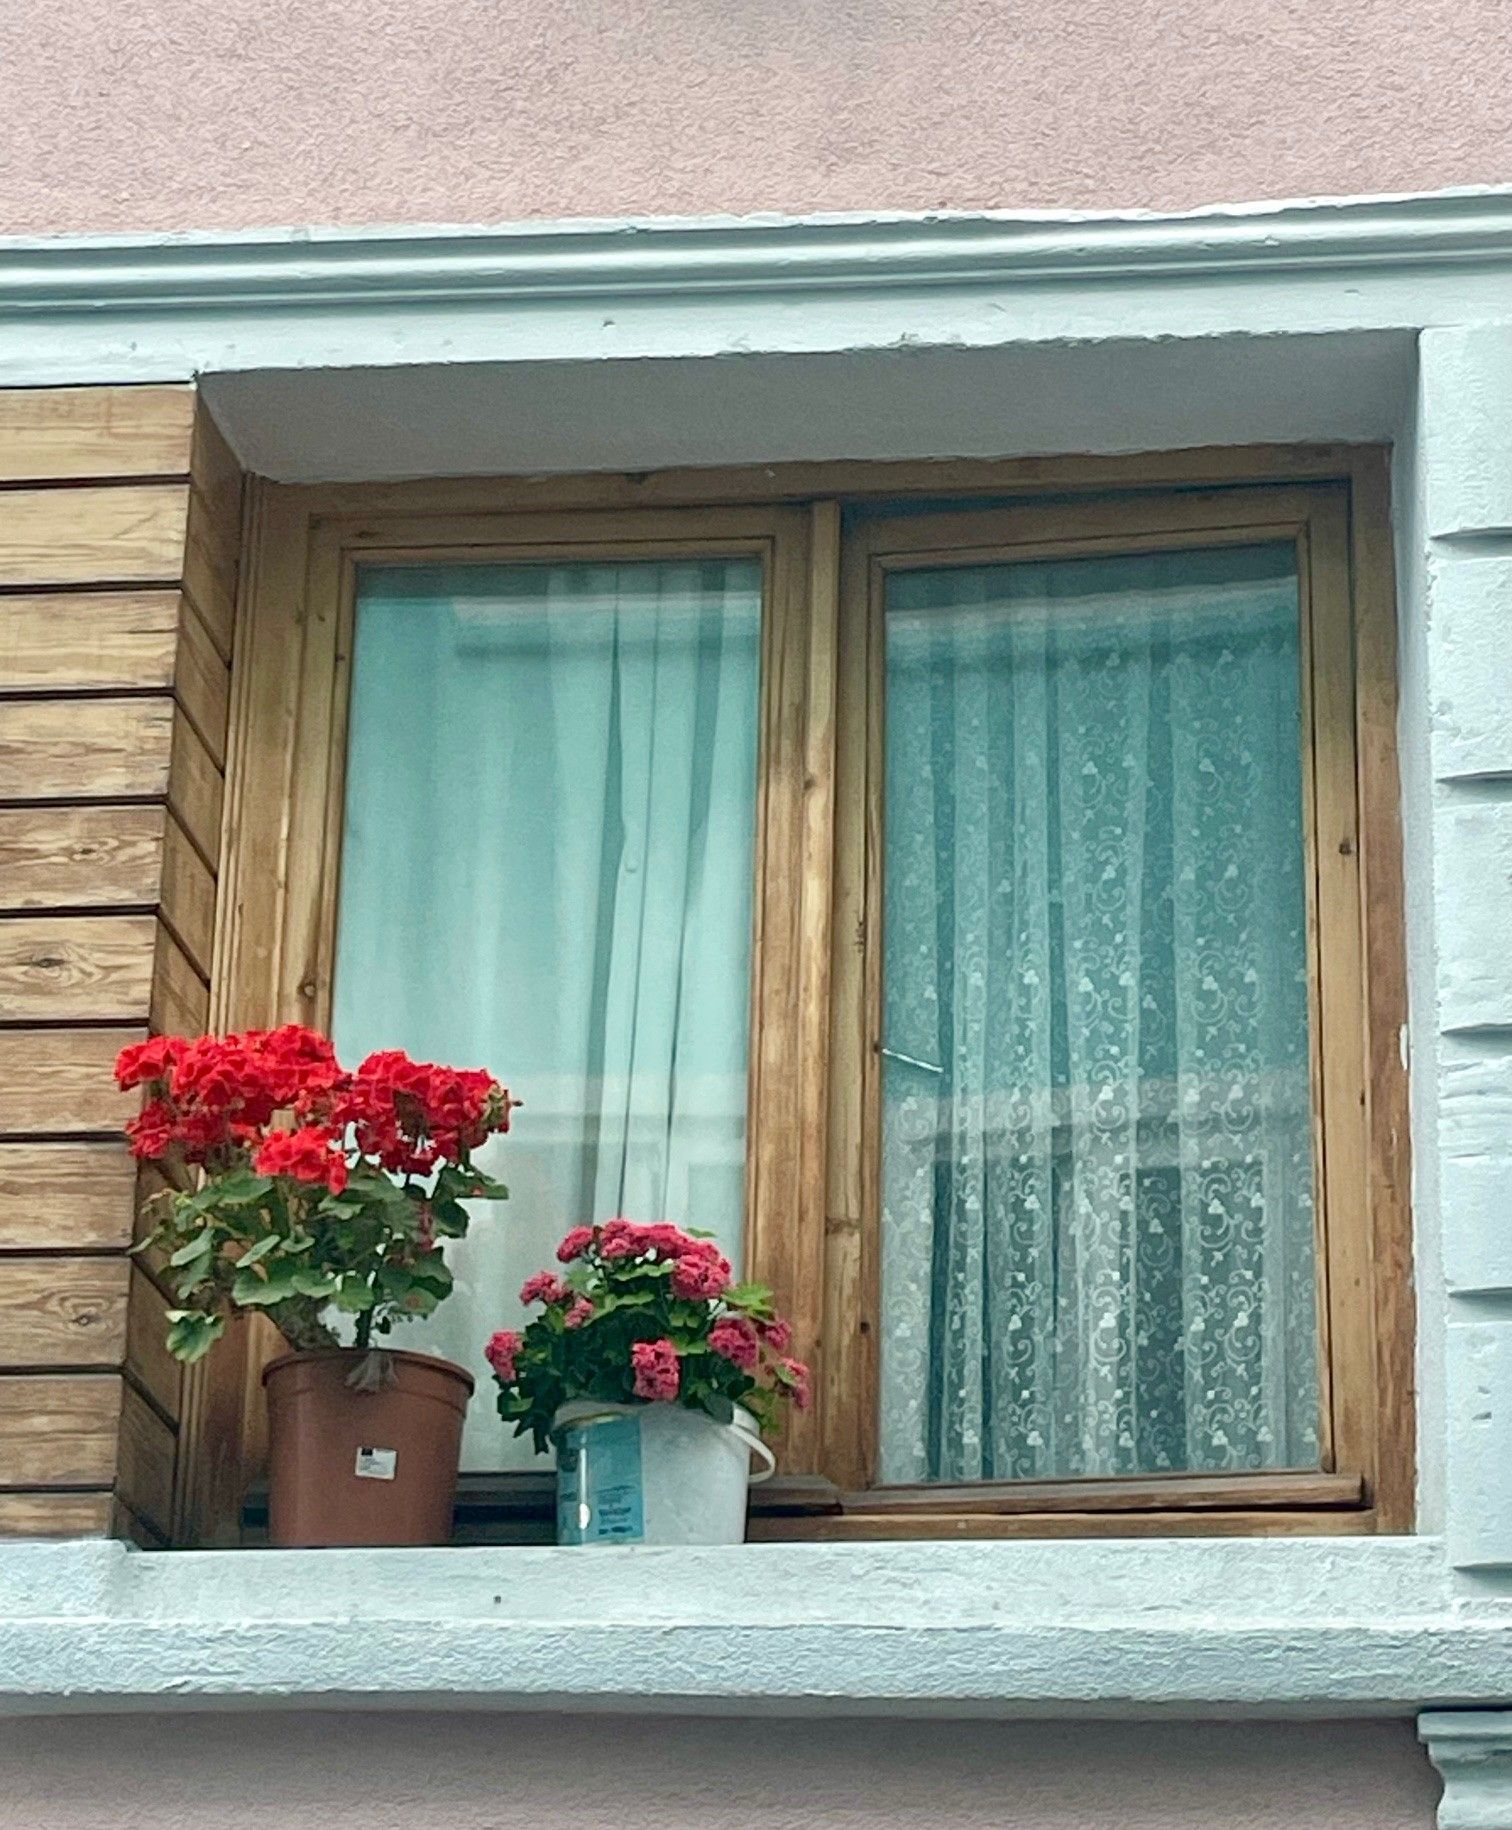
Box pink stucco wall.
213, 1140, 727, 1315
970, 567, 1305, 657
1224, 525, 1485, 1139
2, 0, 1510, 235
0, 1713, 1438, 1829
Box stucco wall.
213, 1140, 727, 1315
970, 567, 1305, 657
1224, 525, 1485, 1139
0, 1713, 1439, 1829
2, 0, 1511, 235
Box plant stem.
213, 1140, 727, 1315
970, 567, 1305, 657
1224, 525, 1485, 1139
355, 1307, 374, 1352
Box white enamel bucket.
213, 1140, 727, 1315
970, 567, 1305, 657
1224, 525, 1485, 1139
552, 1399, 775, 1546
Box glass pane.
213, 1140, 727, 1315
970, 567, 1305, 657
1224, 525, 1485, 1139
333, 558, 762, 1469
879, 543, 1317, 1484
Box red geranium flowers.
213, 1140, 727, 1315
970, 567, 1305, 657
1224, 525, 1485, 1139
119, 1026, 516, 1366
116, 1025, 515, 1185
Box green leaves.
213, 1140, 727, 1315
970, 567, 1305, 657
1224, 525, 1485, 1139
139, 1145, 498, 1363
164, 1309, 225, 1364
232, 1261, 303, 1307
168, 1230, 215, 1268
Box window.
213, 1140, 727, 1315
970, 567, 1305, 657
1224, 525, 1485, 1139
209, 454, 1411, 1540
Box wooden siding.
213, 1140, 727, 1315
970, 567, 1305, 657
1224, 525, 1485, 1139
0, 386, 241, 1542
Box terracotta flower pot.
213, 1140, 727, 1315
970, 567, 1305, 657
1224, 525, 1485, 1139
262, 1347, 474, 1548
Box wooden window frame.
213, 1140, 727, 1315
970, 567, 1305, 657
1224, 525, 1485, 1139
195, 445, 1412, 1545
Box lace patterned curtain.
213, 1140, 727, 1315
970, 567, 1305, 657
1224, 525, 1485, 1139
879, 544, 1319, 1484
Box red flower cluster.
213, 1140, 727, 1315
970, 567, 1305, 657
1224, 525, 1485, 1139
115, 1027, 513, 1190
254, 1125, 348, 1195
332, 1050, 510, 1177
631, 1337, 681, 1402
118, 1026, 342, 1166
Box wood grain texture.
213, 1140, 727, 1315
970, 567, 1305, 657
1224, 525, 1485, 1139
115, 1382, 175, 1537
0, 591, 180, 691
160, 813, 215, 976
0, 913, 157, 1020
0, 1254, 129, 1366
1350, 449, 1417, 1533
0, 1490, 113, 1536
0, 1026, 140, 1136
151, 920, 209, 1036
182, 401, 244, 663
173, 597, 230, 765
126, 1268, 180, 1425
0, 485, 189, 589
292, 445, 1369, 520
0, 1142, 136, 1251
840, 1470, 1364, 1515
751, 1507, 1378, 1541
1305, 491, 1372, 1491
0, 805, 166, 912
0, 696, 174, 801
0, 1373, 122, 1485
0, 387, 193, 484
167, 708, 224, 868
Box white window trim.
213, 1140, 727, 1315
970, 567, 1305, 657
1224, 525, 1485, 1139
5, 199, 1512, 1770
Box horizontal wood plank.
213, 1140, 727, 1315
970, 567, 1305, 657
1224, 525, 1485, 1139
0, 1141, 136, 1250
0, 591, 180, 691
160, 813, 215, 976
0, 1254, 129, 1366
0, 805, 166, 911
0, 387, 193, 484
0, 1490, 113, 1537
0, 485, 189, 589
0, 913, 157, 1021
845, 1471, 1366, 1515
174, 597, 230, 765
750, 1509, 1378, 1541
151, 922, 209, 1036
116, 1382, 175, 1537
182, 495, 239, 667
0, 696, 174, 801
183, 406, 243, 663
0, 1026, 141, 1136
167, 709, 224, 866
126, 1268, 179, 1424
0, 1373, 122, 1484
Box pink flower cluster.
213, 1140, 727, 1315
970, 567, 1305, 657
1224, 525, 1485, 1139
559, 1217, 734, 1301
519, 1270, 594, 1330
631, 1338, 681, 1402
485, 1329, 521, 1382
488, 1217, 810, 1430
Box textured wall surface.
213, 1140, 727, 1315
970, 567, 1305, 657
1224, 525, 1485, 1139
2, 0, 1511, 235
0, 1712, 1439, 1829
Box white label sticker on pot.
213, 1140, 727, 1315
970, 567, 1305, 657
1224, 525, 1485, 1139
354, 1446, 397, 1481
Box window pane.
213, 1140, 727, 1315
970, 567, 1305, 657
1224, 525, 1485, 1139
879, 543, 1318, 1484
333, 559, 762, 1469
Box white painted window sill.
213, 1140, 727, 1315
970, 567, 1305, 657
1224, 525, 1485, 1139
3, 1534, 1511, 1716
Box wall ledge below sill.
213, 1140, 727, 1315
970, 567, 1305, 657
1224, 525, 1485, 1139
0, 1534, 1507, 1718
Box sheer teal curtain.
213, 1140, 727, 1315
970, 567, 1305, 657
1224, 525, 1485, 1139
333, 560, 761, 1469
880, 544, 1318, 1484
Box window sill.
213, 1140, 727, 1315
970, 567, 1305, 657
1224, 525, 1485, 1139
241, 1470, 1371, 1545
0, 1533, 1503, 1717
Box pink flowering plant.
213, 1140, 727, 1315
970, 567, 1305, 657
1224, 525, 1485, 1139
486, 1219, 809, 1452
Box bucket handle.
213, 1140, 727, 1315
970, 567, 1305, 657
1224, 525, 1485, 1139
747, 1432, 777, 1486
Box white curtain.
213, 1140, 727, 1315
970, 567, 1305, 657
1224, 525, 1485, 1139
879, 544, 1318, 1484
333, 560, 760, 1469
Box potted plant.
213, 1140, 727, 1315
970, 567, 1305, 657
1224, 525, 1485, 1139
118, 1026, 515, 1547
486, 1219, 809, 1545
